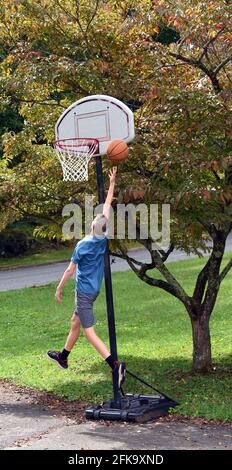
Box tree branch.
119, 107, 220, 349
111, 243, 189, 304
151, 248, 190, 304
14, 98, 66, 108
157, 243, 175, 262
202, 233, 227, 313
219, 258, 232, 283
110, 250, 144, 267
169, 52, 222, 92
177, 27, 195, 54
73, 0, 91, 50
36, 0, 71, 38
197, 219, 217, 237
56, 0, 78, 22
199, 28, 226, 62
193, 257, 211, 303
138, 273, 181, 298
113, 251, 185, 299
169, 52, 200, 68
211, 169, 221, 182
85, 0, 100, 35
214, 55, 232, 75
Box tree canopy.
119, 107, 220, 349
0, 0, 231, 242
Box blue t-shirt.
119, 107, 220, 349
71, 235, 107, 294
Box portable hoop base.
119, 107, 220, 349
86, 393, 178, 423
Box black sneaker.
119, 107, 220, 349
47, 350, 68, 369
113, 361, 126, 388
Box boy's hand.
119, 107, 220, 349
56, 287, 62, 304
109, 167, 117, 184
104, 167, 117, 213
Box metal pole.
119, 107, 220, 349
95, 156, 122, 406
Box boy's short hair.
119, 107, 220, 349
92, 214, 108, 237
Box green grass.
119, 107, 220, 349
0, 246, 73, 269
0, 241, 140, 269
0, 254, 231, 421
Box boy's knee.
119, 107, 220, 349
83, 328, 89, 339
83, 327, 93, 341
71, 314, 80, 330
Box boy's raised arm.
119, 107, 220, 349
103, 167, 117, 220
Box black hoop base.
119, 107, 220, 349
85, 393, 178, 423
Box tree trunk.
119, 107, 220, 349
191, 315, 212, 372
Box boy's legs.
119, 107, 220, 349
83, 326, 110, 359
48, 294, 126, 386
47, 313, 80, 369
83, 326, 126, 388
74, 291, 126, 388
64, 313, 81, 351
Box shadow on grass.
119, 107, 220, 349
1, 355, 231, 421
51, 354, 232, 409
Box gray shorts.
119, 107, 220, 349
74, 291, 99, 328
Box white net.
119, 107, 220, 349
54, 138, 98, 181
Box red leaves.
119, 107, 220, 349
215, 23, 224, 30
49, 54, 58, 62
167, 16, 174, 27
220, 91, 232, 103
185, 189, 232, 204
210, 161, 219, 171
225, 129, 232, 138
96, 60, 108, 73
202, 189, 211, 201
120, 189, 145, 203
219, 191, 232, 204
189, 223, 197, 236
147, 86, 159, 100
166, 14, 182, 28
199, 161, 220, 172
173, 16, 183, 28
20, 51, 44, 60
102, 4, 112, 12
131, 190, 145, 200
189, 223, 203, 238
164, 163, 170, 173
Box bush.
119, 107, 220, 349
0, 230, 30, 257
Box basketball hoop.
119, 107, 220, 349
54, 138, 99, 182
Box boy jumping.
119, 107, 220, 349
47, 167, 126, 389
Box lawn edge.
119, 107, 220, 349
1, 379, 231, 427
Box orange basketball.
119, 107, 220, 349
106, 139, 129, 163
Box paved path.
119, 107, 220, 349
1, 382, 231, 450
0, 236, 231, 292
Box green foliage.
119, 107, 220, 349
0, 0, 231, 253
0, 107, 24, 138
0, 228, 30, 257
0, 107, 24, 159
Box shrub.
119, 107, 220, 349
0, 230, 30, 257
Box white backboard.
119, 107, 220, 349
55, 95, 135, 155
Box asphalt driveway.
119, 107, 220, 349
1, 381, 231, 450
